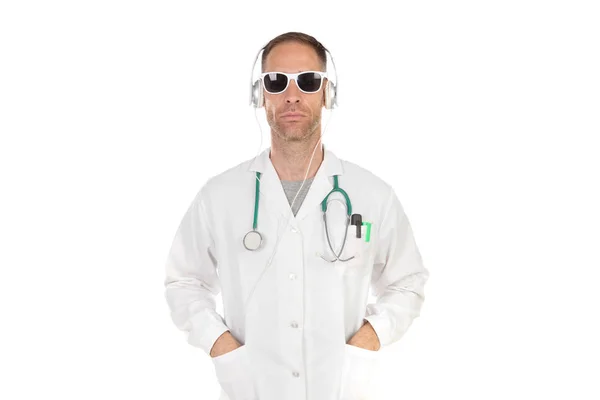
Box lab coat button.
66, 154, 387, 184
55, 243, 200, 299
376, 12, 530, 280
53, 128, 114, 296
290, 321, 298, 328
289, 273, 296, 280
291, 227, 298, 233
292, 371, 300, 377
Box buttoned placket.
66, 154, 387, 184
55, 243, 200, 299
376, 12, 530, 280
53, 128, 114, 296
287, 222, 305, 396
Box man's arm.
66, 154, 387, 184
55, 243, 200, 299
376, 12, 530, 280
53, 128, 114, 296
361, 186, 429, 348
164, 188, 231, 357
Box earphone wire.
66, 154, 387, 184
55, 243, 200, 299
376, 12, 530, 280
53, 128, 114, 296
244, 46, 338, 313
244, 107, 335, 315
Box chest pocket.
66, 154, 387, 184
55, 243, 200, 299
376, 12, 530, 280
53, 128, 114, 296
333, 224, 372, 276
318, 221, 372, 277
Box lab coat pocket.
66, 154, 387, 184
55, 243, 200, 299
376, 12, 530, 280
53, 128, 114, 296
333, 225, 371, 277
339, 344, 380, 400
212, 345, 258, 400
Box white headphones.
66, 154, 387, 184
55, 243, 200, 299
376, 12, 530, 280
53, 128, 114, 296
249, 44, 338, 110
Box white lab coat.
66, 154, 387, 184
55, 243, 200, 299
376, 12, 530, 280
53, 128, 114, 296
164, 145, 429, 400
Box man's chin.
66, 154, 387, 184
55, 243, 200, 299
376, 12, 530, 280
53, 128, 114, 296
283, 130, 311, 142
275, 125, 307, 140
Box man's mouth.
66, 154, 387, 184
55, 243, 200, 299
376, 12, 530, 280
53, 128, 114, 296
281, 112, 305, 119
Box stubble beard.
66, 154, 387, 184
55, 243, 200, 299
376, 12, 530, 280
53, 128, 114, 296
269, 113, 321, 144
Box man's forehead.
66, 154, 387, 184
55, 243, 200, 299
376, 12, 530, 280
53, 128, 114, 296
263, 68, 317, 73
263, 43, 322, 72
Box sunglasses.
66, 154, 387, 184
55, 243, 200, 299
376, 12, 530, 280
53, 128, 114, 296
261, 71, 327, 94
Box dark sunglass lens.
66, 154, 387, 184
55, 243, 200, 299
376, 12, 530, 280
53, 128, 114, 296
263, 73, 287, 93
297, 72, 322, 92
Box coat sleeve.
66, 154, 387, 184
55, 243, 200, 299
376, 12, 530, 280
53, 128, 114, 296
364, 186, 429, 347
164, 189, 229, 356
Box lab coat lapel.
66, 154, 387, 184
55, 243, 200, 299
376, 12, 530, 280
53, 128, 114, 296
248, 145, 344, 225
294, 147, 344, 222
248, 148, 295, 223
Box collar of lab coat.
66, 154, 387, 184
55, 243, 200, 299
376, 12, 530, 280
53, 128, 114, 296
247, 144, 345, 224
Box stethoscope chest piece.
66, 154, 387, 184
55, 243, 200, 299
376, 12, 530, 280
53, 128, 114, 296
243, 230, 262, 251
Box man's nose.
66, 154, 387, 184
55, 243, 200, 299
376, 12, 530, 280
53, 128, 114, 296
285, 79, 301, 103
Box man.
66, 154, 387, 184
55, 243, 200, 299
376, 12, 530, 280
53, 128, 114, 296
164, 32, 429, 400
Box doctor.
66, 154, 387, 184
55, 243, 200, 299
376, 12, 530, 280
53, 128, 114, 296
164, 31, 429, 400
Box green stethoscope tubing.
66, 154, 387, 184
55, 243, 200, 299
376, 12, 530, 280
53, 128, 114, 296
249, 171, 354, 261
253, 171, 261, 231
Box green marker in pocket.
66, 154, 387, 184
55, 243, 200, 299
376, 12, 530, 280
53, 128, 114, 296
361, 222, 372, 242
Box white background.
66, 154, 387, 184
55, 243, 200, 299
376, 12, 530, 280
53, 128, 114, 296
1, 0, 599, 399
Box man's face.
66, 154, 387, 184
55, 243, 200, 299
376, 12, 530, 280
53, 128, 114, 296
262, 41, 326, 143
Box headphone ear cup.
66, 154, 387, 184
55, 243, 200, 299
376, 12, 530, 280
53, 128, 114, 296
324, 80, 336, 110
259, 81, 264, 108
251, 79, 264, 108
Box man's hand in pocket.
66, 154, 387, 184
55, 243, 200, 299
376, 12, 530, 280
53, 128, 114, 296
347, 320, 381, 351
210, 331, 242, 358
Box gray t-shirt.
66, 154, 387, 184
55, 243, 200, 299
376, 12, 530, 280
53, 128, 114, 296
280, 177, 315, 216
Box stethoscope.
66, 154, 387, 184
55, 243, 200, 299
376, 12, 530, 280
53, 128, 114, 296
243, 172, 361, 262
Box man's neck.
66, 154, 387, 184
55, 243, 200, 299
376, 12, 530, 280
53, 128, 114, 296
269, 135, 324, 181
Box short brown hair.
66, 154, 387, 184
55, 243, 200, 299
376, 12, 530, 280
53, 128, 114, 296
260, 32, 328, 72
